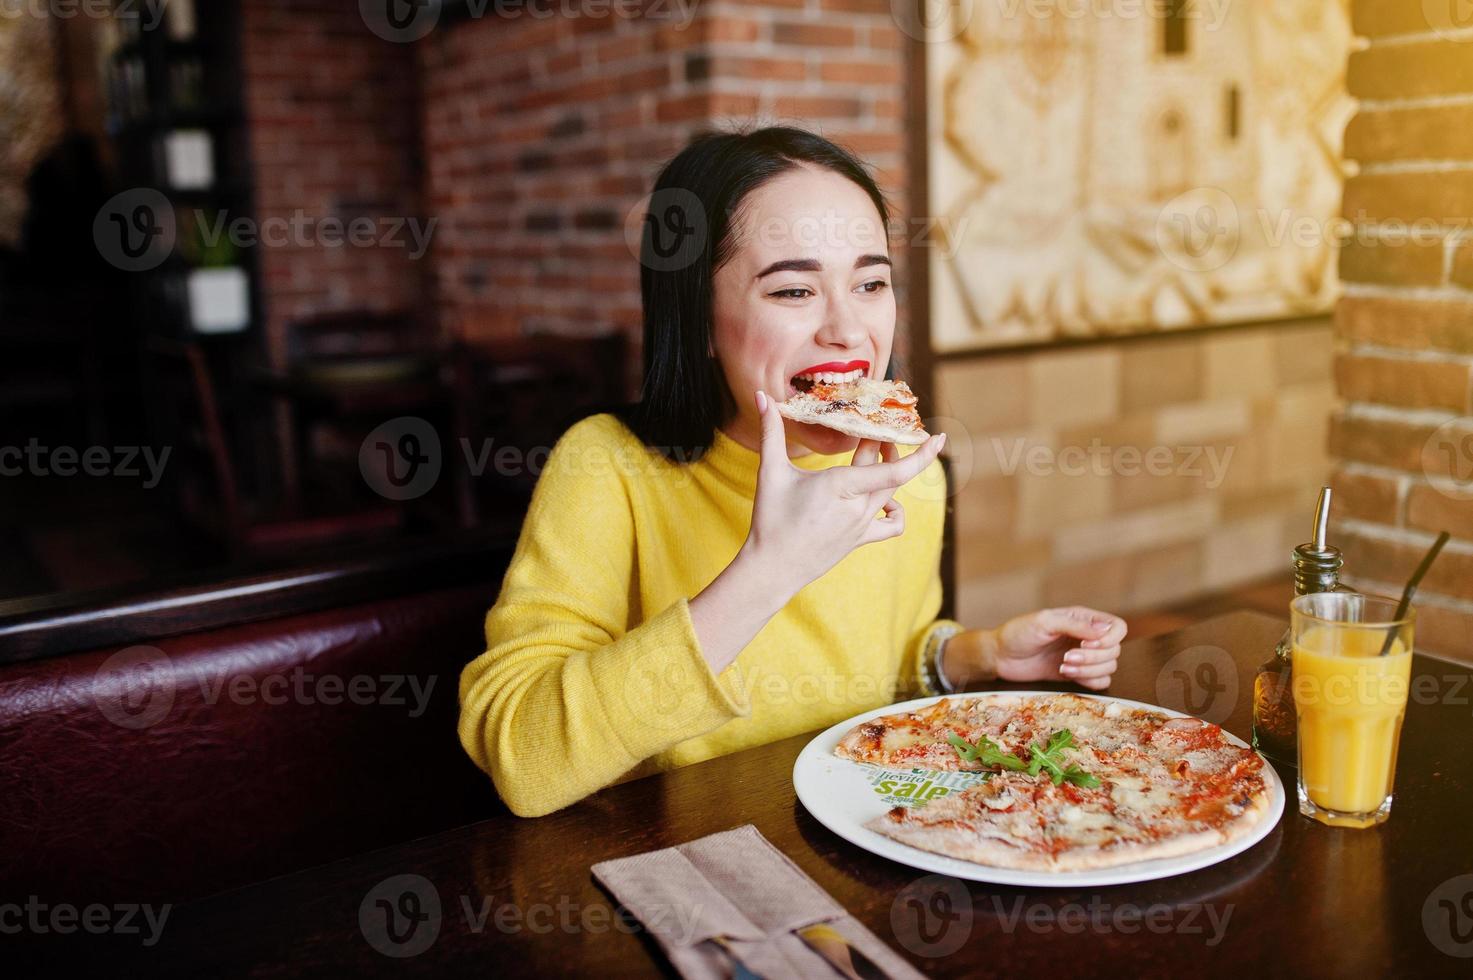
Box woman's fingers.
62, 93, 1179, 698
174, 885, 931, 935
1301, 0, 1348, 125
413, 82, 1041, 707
1060, 646, 1120, 687
860, 497, 905, 544
754, 390, 792, 482
838, 432, 945, 496
880, 441, 898, 463
1061, 645, 1118, 667
852, 438, 881, 467
1034, 606, 1128, 648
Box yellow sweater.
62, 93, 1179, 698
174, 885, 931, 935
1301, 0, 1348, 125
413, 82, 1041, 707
458, 412, 958, 816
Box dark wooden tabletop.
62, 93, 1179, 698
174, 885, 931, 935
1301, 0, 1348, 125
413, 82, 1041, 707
73, 612, 1473, 977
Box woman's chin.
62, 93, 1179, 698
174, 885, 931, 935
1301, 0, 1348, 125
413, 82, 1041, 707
793, 421, 859, 456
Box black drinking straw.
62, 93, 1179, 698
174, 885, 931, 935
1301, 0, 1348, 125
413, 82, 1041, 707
1380, 530, 1451, 656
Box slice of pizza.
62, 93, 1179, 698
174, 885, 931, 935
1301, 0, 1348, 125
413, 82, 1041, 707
867, 771, 1058, 870
778, 376, 929, 445
834, 696, 1031, 772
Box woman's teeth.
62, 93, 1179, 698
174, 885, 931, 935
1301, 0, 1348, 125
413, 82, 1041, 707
792, 369, 864, 384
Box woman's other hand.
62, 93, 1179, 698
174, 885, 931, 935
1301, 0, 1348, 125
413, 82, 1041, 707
992, 606, 1127, 690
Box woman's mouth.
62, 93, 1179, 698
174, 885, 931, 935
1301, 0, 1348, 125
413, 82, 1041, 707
788, 360, 869, 394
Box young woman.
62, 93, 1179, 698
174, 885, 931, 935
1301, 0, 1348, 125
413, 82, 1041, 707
459, 127, 1127, 817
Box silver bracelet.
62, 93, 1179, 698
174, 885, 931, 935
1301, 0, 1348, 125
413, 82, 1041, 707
928, 624, 963, 695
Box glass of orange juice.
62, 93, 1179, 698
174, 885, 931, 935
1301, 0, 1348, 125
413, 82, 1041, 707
1291, 593, 1414, 828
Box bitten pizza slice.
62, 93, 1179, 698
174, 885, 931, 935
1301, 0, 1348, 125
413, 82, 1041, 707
778, 376, 929, 445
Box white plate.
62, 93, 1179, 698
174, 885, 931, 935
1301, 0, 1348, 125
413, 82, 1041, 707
793, 690, 1286, 888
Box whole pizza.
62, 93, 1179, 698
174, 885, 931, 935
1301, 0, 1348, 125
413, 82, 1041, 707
833, 694, 1271, 872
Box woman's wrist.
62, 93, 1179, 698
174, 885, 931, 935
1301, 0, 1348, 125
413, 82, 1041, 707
689, 542, 801, 675
734, 538, 807, 606
939, 627, 1000, 690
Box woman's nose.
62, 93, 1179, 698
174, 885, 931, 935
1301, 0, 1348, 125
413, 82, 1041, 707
814, 300, 867, 350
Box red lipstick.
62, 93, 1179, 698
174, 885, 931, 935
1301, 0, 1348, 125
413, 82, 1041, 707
791, 359, 870, 377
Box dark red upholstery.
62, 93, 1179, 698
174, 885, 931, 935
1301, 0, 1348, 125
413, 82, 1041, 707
0, 582, 504, 905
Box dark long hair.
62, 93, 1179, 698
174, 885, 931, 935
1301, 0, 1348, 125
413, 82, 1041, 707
620, 127, 892, 462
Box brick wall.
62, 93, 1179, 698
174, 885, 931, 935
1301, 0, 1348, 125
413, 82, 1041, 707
416, 0, 909, 393
936, 323, 1336, 629
1328, 2, 1473, 664
239, 0, 427, 368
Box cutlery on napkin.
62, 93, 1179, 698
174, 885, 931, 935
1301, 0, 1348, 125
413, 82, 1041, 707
592, 824, 924, 980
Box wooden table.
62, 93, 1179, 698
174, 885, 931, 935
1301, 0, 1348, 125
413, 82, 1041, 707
71, 613, 1473, 976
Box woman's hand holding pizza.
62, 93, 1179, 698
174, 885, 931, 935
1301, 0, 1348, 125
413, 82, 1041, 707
685, 390, 943, 675
744, 389, 944, 597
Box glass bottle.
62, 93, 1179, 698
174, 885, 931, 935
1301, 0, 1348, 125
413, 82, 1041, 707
1252, 486, 1349, 764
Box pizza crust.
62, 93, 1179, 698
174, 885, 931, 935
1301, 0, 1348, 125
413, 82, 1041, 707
867, 816, 1057, 871
1047, 828, 1226, 872
777, 398, 930, 445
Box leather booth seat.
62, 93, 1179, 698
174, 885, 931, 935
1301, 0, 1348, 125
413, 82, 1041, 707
0, 543, 511, 905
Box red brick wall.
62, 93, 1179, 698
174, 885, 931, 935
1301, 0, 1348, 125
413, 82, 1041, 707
239, 0, 428, 368
416, 0, 910, 394
1329, 1, 1473, 663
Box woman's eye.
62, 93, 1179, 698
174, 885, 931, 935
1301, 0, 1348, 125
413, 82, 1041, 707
858, 280, 890, 293
770, 287, 813, 299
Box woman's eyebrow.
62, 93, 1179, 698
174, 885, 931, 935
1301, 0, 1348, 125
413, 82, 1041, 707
755, 254, 892, 279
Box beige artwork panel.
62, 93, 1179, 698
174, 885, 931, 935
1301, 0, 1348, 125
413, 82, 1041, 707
927, 0, 1355, 351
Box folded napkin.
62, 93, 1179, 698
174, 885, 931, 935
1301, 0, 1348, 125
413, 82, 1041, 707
592, 824, 924, 980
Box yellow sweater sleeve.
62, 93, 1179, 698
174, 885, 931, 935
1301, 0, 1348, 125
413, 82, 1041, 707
458, 421, 750, 817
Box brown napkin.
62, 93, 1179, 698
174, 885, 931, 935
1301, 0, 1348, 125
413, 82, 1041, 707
592, 824, 924, 980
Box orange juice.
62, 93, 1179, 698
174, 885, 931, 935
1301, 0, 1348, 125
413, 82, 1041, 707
1292, 624, 1411, 825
